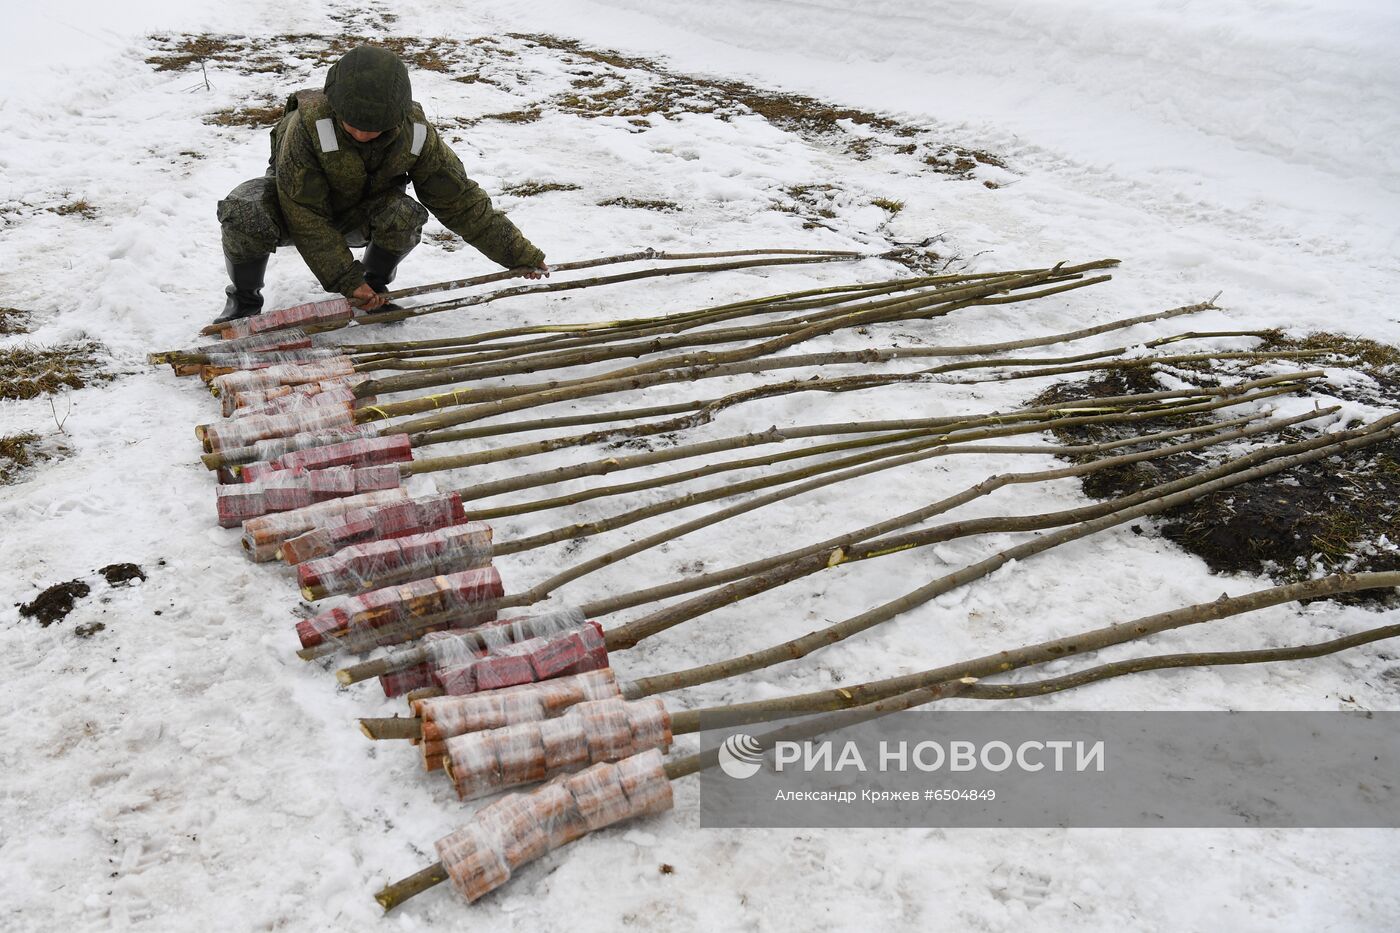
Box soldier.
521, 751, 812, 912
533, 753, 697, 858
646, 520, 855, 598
214, 45, 548, 325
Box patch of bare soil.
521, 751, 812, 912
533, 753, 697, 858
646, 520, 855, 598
1031, 340, 1400, 606
18, 580, 91, 627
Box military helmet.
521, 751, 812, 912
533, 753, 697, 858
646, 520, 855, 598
324, 45, 413, 133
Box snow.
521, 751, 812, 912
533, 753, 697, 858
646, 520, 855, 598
2, 1, 1399, 930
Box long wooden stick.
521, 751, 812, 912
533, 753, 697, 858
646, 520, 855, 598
622, 414, 1400, 697
354, 264, 1111, 403
348, 253, 872, 329
600, 405, 1328, 650
342, 409, 1284, 688
335, 394, 1321, 679
668, 571, 1400, 728
374, 592, 1400, 910
349, 279, 1118, 435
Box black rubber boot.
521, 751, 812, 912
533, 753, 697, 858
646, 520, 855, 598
213, 255, 268, 325
362, 242, 412, 311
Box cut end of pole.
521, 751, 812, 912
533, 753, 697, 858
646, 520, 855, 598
359, 720, 376, 740
376, 862, 449, 912
336, 668, 354, 685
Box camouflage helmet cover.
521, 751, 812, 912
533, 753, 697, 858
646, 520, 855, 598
324, 45, 413, 133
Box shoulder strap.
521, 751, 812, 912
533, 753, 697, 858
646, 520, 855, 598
292, 90, 340, 154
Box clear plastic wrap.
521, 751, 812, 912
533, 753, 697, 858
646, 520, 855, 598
379, 608, 591, 700
215, 464, 402, 527
215, 426, 382, 473
188, 348, 343, 380
433, 620, 608, 697
218, 296, 354, 339
434, 749, 673, 903
296, 520, 492, 598
238, 488, 409, 561
228, 386, 364, 421
277, 492, 466, 565
295, 566, 504, 650
199, 404, 356, 453
190, 329, 312, 357
445, 697, 671, 800
243, 433, 412, 483
415, 669, 620, 744
223, 374, 371, 417
210, 357, 357, 398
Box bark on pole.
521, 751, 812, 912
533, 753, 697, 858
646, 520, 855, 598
375, 597, 1400, 911
622, 414, 1400, 697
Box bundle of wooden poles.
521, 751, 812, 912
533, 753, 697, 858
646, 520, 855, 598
152, 247, 1400, 911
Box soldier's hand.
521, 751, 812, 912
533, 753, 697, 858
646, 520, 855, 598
521, 264, 550, 280
349, 283, 388, 310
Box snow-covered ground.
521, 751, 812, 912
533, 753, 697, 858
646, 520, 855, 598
2, 1, 1398, 930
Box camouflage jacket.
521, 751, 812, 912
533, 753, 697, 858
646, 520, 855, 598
269, 90, 545, 296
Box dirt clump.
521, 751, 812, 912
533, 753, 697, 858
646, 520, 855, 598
100, 564, 147, 586
19, 580, 92, 627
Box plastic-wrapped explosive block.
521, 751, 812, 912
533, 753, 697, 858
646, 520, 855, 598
226, 378, 359, 417
533, 780, 590, 851
188, 329, 312, 358
295, 607, 350, 649
297, 521, 492, 598
536, 715, 590, 774
216, 487, 268, 527
235, 426, 382, 471
472, 651, 536, 692
278, 492, 467, 565
200, 405, 356, 453
229, 386, 362, 421
219, 296, 355, 339
526, 629, 588, 679
421, 739, 448, 771
428, 620, 605, 697
414, 669, 620, 743
434, 751, 673, 904
228, 372, 370, 412
616, 748, 673, 816
239, 488, 408, 561
210, 357, 355, 397
271, 433, 413, 475
581, 699, 635, 764
434, 825, 511, 903
484, 793, 551, 866
436, 664, 477, 696
378, 661, 436, 699
627, 697, 673, 754
198, 347, 342, 373
493, 728, 549, 789
219, 465, 402, 525
296, 566, 503, 649
564, 760, 633, 831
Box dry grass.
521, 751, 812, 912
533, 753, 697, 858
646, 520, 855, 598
478, 108, 543, 124
597, 196, 680, 212
426, 231, 462, 251
0, 432, 40, 484
0, 341, 108, 401
871, 197, 905, 214
50, 200, 99, 220
0, 308, 30, 335
145, 30, 1010, 184
503, 181, 581, 197
206, 101, 286, 128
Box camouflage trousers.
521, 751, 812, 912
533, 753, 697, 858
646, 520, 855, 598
217, 174, 429, 262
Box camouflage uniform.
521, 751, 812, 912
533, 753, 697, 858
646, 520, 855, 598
217, 70, 544, 300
